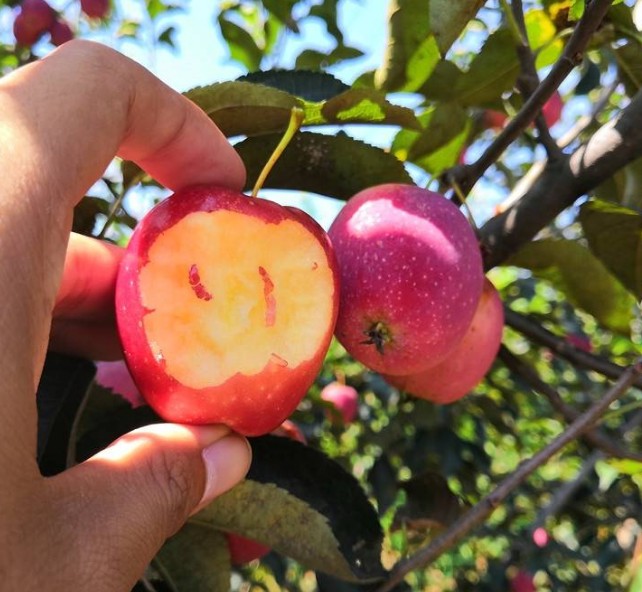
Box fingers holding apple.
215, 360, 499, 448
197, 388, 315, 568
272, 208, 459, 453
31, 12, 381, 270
116, 185, 339, 436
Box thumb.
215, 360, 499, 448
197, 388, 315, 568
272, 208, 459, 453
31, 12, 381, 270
47, 423, 251, 589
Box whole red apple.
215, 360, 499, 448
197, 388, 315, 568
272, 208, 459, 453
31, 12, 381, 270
384, 278, 503, 403
13, 0, 54, 46
328, 184, 483, 375
116, 185, 339, 436
80, 0, 110, 19
320, 381, 358, 424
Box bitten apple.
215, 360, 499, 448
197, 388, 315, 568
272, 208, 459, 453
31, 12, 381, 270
116, 185, 339, 436
385, 279, 503, 403
328, 183, 483, 375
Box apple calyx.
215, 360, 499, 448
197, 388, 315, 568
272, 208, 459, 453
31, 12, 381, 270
362, 321, 392, 355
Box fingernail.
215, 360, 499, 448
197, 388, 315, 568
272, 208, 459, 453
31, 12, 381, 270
194, 435, 252, 513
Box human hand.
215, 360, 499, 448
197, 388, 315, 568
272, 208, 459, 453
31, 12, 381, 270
0, 40, 251, 590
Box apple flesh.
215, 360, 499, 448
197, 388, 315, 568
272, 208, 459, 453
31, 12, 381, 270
385, 279, 503, 403
116, 185, 339, 436
328, 183, 483, 375
320, 381, 358, 424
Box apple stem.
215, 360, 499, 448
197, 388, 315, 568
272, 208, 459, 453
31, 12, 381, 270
251, 107, 305, 198
449, 178, 480, 237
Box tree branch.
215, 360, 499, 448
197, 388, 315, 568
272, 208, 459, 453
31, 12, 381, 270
498, 345, 642, 461
480, 86, 642, 268
375, 359, 642, 592
446, 0, 614, 198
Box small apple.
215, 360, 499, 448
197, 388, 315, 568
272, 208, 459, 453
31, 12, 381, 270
510, 570, 536, 592
80, 0, 110, 19
483, 109, 508, 130
542, 91, 563, 128
384, 279, 503, 403
13, 0, 55, 46
328, 183, 483, 375
320, 381, 358, 424
49, 19, 73, 46
116, 185, 339, 436
564, 332, 592, 353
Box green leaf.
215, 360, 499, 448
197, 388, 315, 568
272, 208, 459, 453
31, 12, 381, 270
454, 28, 520, 108
236, 69, 350, 101
185, 81, 301, 137
430, 0, 485, 55
196, 435, 385, 583
507, 239, 636, 334
158, 25, 176, 48
185, 80, 419, 138
318, 88, 421, 129
392, 103, 468, 163
593, 156, 642, 211
155, 525, 231, 592
374, 0, 440, 92
418, 60, 465, 102
218, 14, 263, 72
525, 9, 563, 69
295, 44, 365, 70
616, 42, 642, 96
309, 0, 344, 43
579, 200, 642, 300
262, 0, 299, 29
236, 131, 413, 200
569, 0, 585, 21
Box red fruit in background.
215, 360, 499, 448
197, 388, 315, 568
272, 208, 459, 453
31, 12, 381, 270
80, 0, 110, 19
510, 570, 536, 592
542, 91, 563, 127
94, 360, 146, 408
272, 419, 306, 443
116, 185, 339, 437
385, 278, 503, 403
532, 527, 549, 548
225, 533, 270, 565
13, 0, 55, 46
564, 333, 592, 353
328, 183, 483, 376
483, 109, 508, 130
320, 381, 358, 424
49, 19, 74, 46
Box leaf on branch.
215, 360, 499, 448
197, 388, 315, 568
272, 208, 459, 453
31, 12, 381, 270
155, 525, 231, 592
579, 200, 642, 300
217, 14, 263, 72
454, 28, 520, 109
195, 435, 386, 583
616, 42, 642, 97
237, 131, 413, 199
525, 9, 563, 69
237, 69, 350, 101
393, 470, 466, 533
295, 45, 365, 71
507, 239, 636, 334
185, 81, 301, 137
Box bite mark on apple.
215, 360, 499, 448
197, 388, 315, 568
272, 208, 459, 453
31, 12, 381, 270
270, 353, 288, 367
258, 266, 276, 327
188, 263, 213, 301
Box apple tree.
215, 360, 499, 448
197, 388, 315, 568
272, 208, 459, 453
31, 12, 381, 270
4, 0, 642, 590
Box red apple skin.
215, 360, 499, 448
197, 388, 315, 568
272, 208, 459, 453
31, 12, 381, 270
225, 533, 270, 565
49, 19, 74, 46
80, 0, 110, 19
320, 381, 358, 424
13, 0, 54, 46
116, 185, 339, 436
542, 91, 563, 128
483, 109, 508, 130
328, 183, 483, 375
510, 570, 536, 592
385, 279, 503, 403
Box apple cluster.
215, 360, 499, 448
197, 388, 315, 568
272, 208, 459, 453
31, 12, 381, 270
116, 182, 503, 437
12, 0, 109, 48
327, 183, 504, 404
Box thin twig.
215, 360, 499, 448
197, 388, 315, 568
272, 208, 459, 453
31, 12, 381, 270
375, 359, 642, 592
499, 345, 642, 461
504, 308, 642, 390
447, 0, 614, 198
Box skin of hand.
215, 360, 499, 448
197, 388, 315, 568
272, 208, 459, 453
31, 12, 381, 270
0, 40, 252, 590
